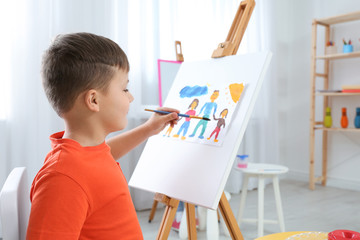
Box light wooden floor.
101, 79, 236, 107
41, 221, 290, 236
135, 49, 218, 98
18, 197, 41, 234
137, 179, 360, 240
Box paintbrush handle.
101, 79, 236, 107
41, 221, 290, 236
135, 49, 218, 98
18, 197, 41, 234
144, 109, 210, 121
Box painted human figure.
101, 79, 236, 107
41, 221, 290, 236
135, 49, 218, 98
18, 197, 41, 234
189, 90, 219, 139
163, 126, 173, 137
173, 99, 199, 140
207, 108, 228, 142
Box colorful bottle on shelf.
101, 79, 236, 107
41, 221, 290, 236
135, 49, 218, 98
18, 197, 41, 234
340, 107, 349, 128
355, 107, 360, 128
324, 107, 332, 128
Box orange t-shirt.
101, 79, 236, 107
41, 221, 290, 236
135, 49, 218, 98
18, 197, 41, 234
27, 132, 143, 240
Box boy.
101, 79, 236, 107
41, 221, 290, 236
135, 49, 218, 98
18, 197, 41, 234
26, 32, 179, 239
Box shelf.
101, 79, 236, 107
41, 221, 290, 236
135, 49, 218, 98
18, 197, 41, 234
316, 92, 360, 96
310, 11, 360, 190
314, 127, 360, 132
315, 11, 360, 25
316, 51, 360, 60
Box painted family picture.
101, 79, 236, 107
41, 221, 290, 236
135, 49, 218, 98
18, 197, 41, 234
160, 82, 245, 146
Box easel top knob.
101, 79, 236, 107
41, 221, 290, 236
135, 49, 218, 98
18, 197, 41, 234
175, 41, 184, 62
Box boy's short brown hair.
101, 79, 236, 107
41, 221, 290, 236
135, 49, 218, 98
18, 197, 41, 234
42, 32, 129, 116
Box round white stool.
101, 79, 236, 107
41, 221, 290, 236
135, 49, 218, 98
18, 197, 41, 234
235, 163, 288, 238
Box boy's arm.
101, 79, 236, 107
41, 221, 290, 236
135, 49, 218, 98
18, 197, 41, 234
27, 173, 88, 239
107, 107, 179, 160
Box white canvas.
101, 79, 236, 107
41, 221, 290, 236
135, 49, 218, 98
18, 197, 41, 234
129, 52, 272, 209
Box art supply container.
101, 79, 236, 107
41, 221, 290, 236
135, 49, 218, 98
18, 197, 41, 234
236, 155, 248, 168
325, 45, 337, 55
343, 44, 353, 53
355, 107, 360, 128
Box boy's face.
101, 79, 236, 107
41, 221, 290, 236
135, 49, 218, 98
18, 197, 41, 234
99, 68, 133, 132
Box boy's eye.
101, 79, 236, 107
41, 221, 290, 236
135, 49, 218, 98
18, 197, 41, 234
123, 89, 129, 93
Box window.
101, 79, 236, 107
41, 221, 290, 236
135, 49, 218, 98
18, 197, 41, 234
0, 1, 25, 120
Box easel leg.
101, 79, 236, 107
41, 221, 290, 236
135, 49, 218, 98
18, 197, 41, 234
156, 197, 180, 240
185, 203, 197, 239
218, 192, 244, 240
149, 200, 158, 222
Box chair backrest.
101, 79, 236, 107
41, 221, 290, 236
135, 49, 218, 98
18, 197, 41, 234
0, 167, 30, 240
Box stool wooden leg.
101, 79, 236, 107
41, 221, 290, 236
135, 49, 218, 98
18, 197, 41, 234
257, 176, 265, 238
179, 208, 187, 239
206, 209, 219, 240
237, 174, 249, 225
273, 176, 285, 232
197, 206, 207, 231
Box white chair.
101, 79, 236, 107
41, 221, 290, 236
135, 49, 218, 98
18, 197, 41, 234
235, 163, 288, 238
0, 167, 30, 240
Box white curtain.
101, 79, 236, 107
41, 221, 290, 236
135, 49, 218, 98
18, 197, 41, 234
225, 0, 280, 193
0, 0, 278, 216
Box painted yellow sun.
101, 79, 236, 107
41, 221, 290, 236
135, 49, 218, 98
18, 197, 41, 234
229, 83, 244, 103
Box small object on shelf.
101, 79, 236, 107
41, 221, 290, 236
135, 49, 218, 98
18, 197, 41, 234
325, 46, 337, 54
342, 84, 360, 93
236, 154, 248, 168
326, 41, 334, 46
342, 89, 360, 93
317, 89, 341, 93
341, 108, 349, 128
355, 107, 360, 128
325, 41, 337, 54
342, 84, 360, 90
343, 38, 353, 53
324, 107, 332, 128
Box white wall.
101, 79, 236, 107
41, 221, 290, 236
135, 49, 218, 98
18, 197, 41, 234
277, 0, 360, 190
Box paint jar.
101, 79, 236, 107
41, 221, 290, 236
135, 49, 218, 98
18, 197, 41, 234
355, 107, 360, 128
236, 155, 248, 168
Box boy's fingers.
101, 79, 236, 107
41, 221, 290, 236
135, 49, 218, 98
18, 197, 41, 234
157, 107, 180, 114
165, 112, 178, 121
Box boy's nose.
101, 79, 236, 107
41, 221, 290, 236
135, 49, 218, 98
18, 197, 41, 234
129, 92, 134, 102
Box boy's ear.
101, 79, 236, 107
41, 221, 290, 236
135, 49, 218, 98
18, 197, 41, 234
84, 89, 100, 112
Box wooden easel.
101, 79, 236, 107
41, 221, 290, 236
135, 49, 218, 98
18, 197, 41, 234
148, 41, 184, 224
154, 0, 255, 239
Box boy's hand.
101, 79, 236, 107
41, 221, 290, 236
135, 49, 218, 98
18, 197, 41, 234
107, 107, 179, 160
144, 107, 179, 136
